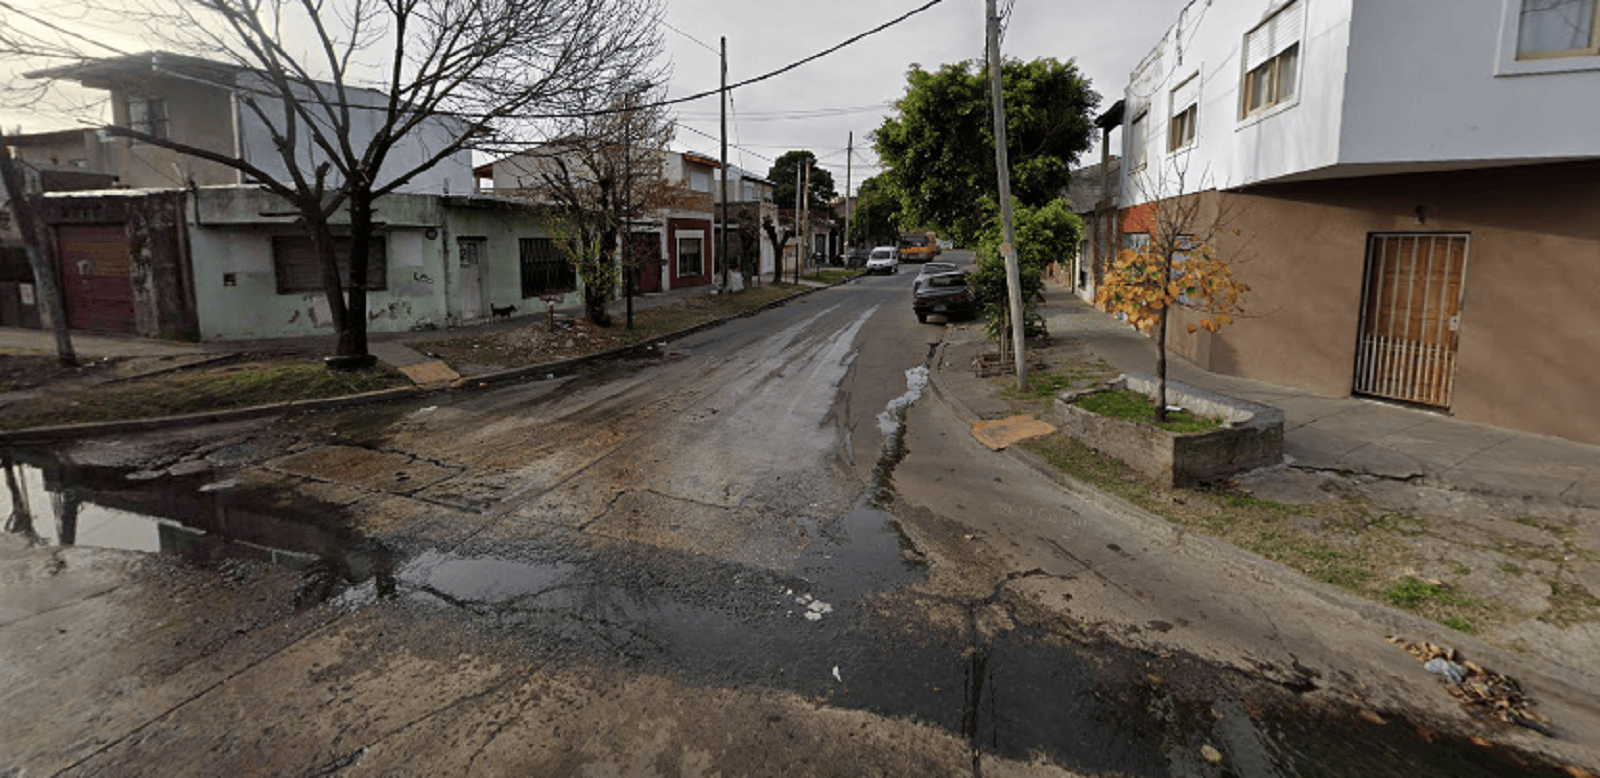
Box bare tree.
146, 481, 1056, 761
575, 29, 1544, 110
762, 216, 792, 286
0, 132, 76, 366
9, 0, 663, 364
512, 86, 676, 326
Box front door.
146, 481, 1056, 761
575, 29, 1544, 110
1353, 233, 1469, 409
458, 238, 485, 320
58, 224, 135, 334
632, 233, 661, 294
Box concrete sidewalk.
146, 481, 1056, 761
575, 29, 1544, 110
1033, 285, 1600, 509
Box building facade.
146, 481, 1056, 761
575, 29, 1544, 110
1113, 0, 1600, 444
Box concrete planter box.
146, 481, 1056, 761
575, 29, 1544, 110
1054, 374, 1283, 487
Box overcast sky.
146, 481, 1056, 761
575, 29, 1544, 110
660, 0, 1191, 194
3, 0, 1190, 194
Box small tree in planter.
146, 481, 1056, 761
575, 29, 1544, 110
1095, 169, 1248, 423
971, 198, 1083, 360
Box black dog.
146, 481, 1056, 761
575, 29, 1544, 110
490, 304, 517, 320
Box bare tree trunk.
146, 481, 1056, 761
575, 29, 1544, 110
1154, 306, 1169, 423
0, 134, 76, 367
331, 197, 375, 367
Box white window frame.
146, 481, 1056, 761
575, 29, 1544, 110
1496, 0, 1600, 76
1238, 1, 1305, 124
1127, 110, 1149, 172
676, 230, 705, 278
1168, 73, 1200, 152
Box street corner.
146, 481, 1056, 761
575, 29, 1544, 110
971, 415, 1057, 451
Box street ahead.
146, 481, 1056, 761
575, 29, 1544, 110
2, 252, 1580, 776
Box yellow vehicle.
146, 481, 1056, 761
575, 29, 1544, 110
897, 232, 940, 263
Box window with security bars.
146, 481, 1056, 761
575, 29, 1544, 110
1169, 74, 1199, 151
520, 237, 575, 297
1241, 1, 1303, 118
273, 235, 386, 294
1516, 0, 1600, 59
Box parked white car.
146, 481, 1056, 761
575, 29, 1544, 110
865, 246, 900, 275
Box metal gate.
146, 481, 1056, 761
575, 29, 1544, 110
57, 224, 136, 334
458, 238, 484, 320
1353, 233, 1469, 409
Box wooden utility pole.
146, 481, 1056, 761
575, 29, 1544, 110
987, 0, 1026, 388
797, 161, 810, 285
844, 132, 853, 255
793, 165, 802, 284
719, 36, 730, 292
0, 132, 76, 366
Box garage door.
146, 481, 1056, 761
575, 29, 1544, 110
58, 224, 136, 334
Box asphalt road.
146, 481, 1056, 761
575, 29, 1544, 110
1, 252, 1591, 776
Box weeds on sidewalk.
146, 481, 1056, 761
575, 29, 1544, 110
801, 269, 861, 284
0, 358, 407, 430
1019, 432, 1507, 634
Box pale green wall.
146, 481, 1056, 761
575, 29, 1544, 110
188, 189, 575, 340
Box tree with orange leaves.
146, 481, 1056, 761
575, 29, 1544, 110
1096, 169, 1248, 423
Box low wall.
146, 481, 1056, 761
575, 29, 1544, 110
1054, 374, 1283, 487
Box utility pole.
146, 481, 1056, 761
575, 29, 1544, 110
623, 87, 636, 329
987, 0, 1026, 389
797, 160, 810, 285
844, 132, 853, 255
719, 36, 730, 292
0, 132, 76, 366
792, 165, 802, 285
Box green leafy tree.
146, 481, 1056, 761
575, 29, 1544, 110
875, 58, 1098, 246
970, 198, 1083, 342
849, 175, 902, 247
768, 150, 836, 211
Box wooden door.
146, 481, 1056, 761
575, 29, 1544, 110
1353, 234, 1469, 408
632, 233, 661, 294
58, 224, 135, 334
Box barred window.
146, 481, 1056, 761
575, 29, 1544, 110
520, 237, 576, 297
126, 96, 168, 140
273, 235, 386, 294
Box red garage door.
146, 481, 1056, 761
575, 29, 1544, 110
58, 224, 136, 334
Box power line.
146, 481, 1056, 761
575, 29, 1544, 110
661, 19, 720, 57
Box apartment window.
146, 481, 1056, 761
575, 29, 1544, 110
519, 237, 575, 297
125, 96, 168, 140
273, 235, 387, 294
677, 235, 704, 277
1168, 74, 1199, 151
690, 169, 711, 192
1128, 111, 1149, 170
1241, 1, 1303, 118
1517, 0, 1600, 58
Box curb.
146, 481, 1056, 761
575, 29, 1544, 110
923, 336, 1600, 702
0, 282, 843, 443
0, 386, 423, 444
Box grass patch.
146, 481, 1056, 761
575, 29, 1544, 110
1497, 562, 1525, 576
801, 269, 860, 284
1449, 562, 1471, 576
1074, 389, 1222, 434
1540, 580, 1600, 628
0, 360, 407, 430
1017, 430, 1510, 633
1442, 616, 1476, 633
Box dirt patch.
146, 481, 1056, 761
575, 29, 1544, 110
0, 354, 115, 392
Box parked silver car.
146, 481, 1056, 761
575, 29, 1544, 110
912, 261, 960, 291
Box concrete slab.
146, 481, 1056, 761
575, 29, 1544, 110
397, 360, 461, 387
1283, 427, 1367, 469
970, 415, 1057, 451
1332, 444, 1426, 480
1373, 420, 1516, 469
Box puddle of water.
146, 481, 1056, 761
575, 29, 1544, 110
5, 450, 1576, 776
2, 450, 389, 597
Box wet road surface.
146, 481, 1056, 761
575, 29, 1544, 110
2, 263, 1592, 775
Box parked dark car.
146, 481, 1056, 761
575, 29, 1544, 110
912, 271, 977, 322
844, 246, 870, 268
